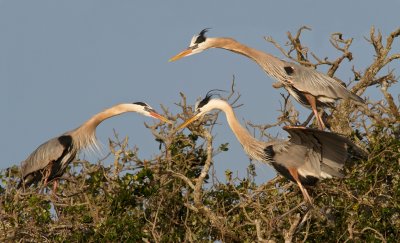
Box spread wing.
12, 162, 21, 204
272, 127, 323, 179
282, 126, 361, 179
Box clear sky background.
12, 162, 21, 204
1, 1, 399, 184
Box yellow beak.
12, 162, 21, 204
149, 112, 172, 124
169, 49, 192, 62
177, 114, 201, 130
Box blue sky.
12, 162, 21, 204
1, 1, 399, 184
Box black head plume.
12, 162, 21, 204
133, 101, 148, 107
196, 89, 226, 109
133, 101, 155, 112
194, 28, 211, 44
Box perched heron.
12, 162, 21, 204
170, 29, 364, 130
19, 102, 170, 191
178, 92, 365, 203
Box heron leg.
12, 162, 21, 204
40, 171, 50, 194
304, 94, 325, 130
41, 161, 54, 193
316, 112, 326, 130
43, 167, 51, 188
53, 179, 58, 193
288, 168, 313, 205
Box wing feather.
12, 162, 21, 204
284, 63, 364, 103
20, 135, 73, 179
282, 126, 364, 179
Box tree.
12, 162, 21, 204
1, 26, 399, 242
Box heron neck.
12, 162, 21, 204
219, 102, 266, 160
76, 105, 115, 131
71, 104, 135, 149
209, 37, 282, 66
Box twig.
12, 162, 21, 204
284, 213, 301, 243
166, 169, 195, 190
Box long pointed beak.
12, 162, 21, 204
149, 112, 172, 124
177, 114, 201, 130
169, 48, 192, 62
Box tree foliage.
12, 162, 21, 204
1, 26, 399, 242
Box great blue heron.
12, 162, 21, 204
170, 29, 364, 130
178, 92, 365, 203
19, 102, 170, 191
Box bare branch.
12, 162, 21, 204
283, 213, 301, 243
166, 169, 195, 190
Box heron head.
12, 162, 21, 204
132, 102, 171, 124
169, 28, 211, 62
178, 89, 226, 130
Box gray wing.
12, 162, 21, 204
272, 128, 323, 179
284, 62, 364, 103
280, 126, 362, 179
20, 135, 73, 179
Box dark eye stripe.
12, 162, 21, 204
193, 28, 209, 44
196, 89, 226, 109
194, 35, 206, 44
197, 96, 210, 109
